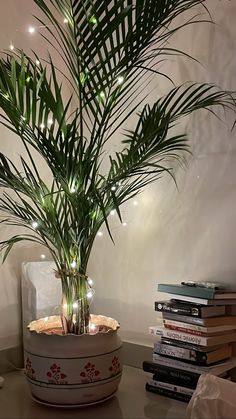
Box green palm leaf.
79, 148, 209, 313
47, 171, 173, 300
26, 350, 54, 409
0, 0, 235, 333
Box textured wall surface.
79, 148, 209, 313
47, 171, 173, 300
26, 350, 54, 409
0, 0, 236, 349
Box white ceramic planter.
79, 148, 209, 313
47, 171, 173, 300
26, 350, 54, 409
24, 315, 122, 406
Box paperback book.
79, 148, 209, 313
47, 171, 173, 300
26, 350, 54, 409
152, 353, 236, 376
154, 340, 232, 365
143, 360, 200, 388
151, 326, 236, 346
145, 383, 191, 403
148, 378, 194, 396
162, 319, 236, 336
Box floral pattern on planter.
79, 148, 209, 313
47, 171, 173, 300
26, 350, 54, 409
109, 356, 121, 376
25, 357, 36, 380
46, 363, 68, 384
80, 362, 101, 383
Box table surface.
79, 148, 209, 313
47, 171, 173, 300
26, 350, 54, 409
0, 365, 187, 419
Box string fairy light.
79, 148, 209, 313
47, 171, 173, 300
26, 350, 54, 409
117, 76, 124, 85
28, 26, 36, 34
97, 231, 103, 237
47, 118, 53, 127
40, 254, 46, 259
87, 278, 94, 286
31, 221, 38, 229
71, 260, 77, 268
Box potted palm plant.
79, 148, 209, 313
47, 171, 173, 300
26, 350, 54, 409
0, 0, 234, 407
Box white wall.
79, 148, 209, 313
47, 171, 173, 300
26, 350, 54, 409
0, 0, 236, 349
89, 0, 236, 336
0, 0, 56, 350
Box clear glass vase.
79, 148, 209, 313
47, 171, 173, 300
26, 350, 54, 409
60, 272, 90, 334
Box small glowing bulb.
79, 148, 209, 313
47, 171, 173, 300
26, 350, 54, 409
89, 15, 97, 24
122, 222, 127, 227
70, 186, 76, 193
48, 118, 53, 126
28, 26, 35, 34
100, 91, 105, 98
32, 221, 38, 229
40, 123, 45, 129
63, 18, 68, 24
111, 186, 116, 191
40, 254, 46, 259
88, 278, 93, 286
97, 231, 103, 237
87, 290, 93, 299
110, 210, 115, 216
133, 200, 138, 206
117, 76, 124, 85
36, 59, 40, 66
71, 261, 77, 268
90, 323, 96, 331
9, 43, 14, 51
73, 302, 78, 309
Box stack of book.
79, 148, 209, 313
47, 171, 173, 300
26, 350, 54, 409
143, 282, 236, 403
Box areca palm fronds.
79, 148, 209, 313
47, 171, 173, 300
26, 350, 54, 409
0, 0, 235, 334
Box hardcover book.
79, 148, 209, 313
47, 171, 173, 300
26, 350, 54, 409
155, 300, 225, 318
162, 312, 236, 327
154, 341, 232, 365
158, 283, 236, 300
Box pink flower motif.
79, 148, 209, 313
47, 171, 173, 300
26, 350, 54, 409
46, 363, 67, 384
80, 362, 101, 383
109, 356, 121, 376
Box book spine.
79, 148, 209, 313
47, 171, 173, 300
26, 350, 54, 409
145, 383, 191, 403
164, 324, 204, 336
148, 379, 194, 396
163, 319, 206, 332
154, 342, 208, 364
143, 361, 199, 388
161, 328, 207, 345
154, 301, 201, 317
